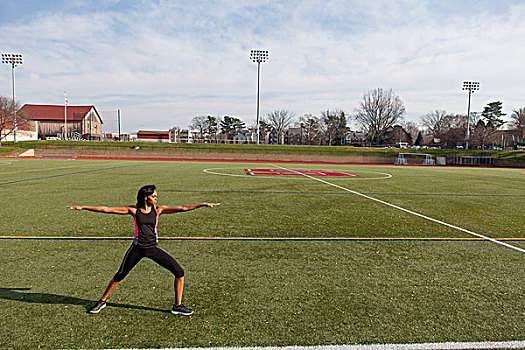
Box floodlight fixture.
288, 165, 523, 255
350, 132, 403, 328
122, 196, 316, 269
250, 50, 269, 145
2, 53, 23, 67
250, 50, 269, 63
2, 53, 23, 142
462, 81, 480, 150
462, 81, 480, 92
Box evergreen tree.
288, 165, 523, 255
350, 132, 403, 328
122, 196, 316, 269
220, 116, 245, 142
481, 101, 506, 129
477, 101, 506, 148
206, 115, 218, 142
415, 131, 423, 146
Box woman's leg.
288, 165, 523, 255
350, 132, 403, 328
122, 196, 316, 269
174, 276, 184, 306
100, 278, 119, 301
88, 278, 120, 313
104, 245, 143, 300
145, 247, 185, 304
88, 245, 143, 314
147, 248, 193, 315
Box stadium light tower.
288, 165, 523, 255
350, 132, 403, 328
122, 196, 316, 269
250, 50, 268, 145
462, 81, 480, 150
2, 53, 23, 142
64, 91, 68, 140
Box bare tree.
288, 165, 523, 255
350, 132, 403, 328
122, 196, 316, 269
421, 110, 483, 147
321, 109, 348, 146
470, 119, 490, 149
1, 96, 17, 145
0, 95, 29, 146
509, 107, 525, 142
437, 114, 467, 148
402, 121, 421, 142
420, 110, 448, 137
354, 88, 405, 145
264, 109, 295, 145
189, 115, 209, 143
299, 114, 322, 145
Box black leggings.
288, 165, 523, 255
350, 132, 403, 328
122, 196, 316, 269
113, 244, 184, 282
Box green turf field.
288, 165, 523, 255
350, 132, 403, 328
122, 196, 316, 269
0, 157, 523, 349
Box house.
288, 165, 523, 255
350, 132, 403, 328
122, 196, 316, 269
286, 127, 303, 145
177, 129, 196, 143
136, 130, 171, 143
169, 127, 180, 142
19, 104, 103, 140
380, 125, 413, 146
346, 131, 368, 147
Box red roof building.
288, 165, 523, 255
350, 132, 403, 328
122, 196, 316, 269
19, 104, 103, 140
137, 130, 171, 143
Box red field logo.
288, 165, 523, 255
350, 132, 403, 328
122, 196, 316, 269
245, 169, 359, 177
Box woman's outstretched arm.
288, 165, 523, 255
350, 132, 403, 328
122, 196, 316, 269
158, 203, 220, 215
67, 205, 136, 215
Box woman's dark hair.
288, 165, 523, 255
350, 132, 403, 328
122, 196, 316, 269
136, 185, 156, 208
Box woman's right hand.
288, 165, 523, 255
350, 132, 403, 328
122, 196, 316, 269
67, 206, 83, 210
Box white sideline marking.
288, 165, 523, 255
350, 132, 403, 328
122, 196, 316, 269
105, 340, 525, 350
273, 165, 525, 254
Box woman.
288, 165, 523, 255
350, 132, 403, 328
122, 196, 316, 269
68, 185, 220, 316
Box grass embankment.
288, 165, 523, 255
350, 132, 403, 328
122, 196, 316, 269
1, 140, 525, 161
0, 145, 24, 156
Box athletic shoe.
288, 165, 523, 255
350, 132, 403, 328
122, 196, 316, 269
171, 304, 194, 316
88, 300, 107, 314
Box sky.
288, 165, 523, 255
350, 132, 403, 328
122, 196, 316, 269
1, 0, 525, 133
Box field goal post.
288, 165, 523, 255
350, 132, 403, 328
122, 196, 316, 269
454, 156, 494, 166
395, 153, 435, 165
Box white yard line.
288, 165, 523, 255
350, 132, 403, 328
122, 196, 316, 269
105, 340, 525, 350
273, 165, 525, 254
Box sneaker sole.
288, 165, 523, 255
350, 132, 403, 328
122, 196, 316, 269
171, 310, 194, 316
88, 304, 106, 314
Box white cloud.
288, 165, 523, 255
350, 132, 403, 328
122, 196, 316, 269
1, 0, 524, 132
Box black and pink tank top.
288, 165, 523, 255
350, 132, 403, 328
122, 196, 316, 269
133, 207, 158, 248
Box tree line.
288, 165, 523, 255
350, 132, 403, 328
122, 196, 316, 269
183, 88, 525, 148
421, 103, 525, 148
2, 90, 524, 148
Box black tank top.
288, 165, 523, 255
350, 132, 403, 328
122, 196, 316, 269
133, 207, 158, 248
